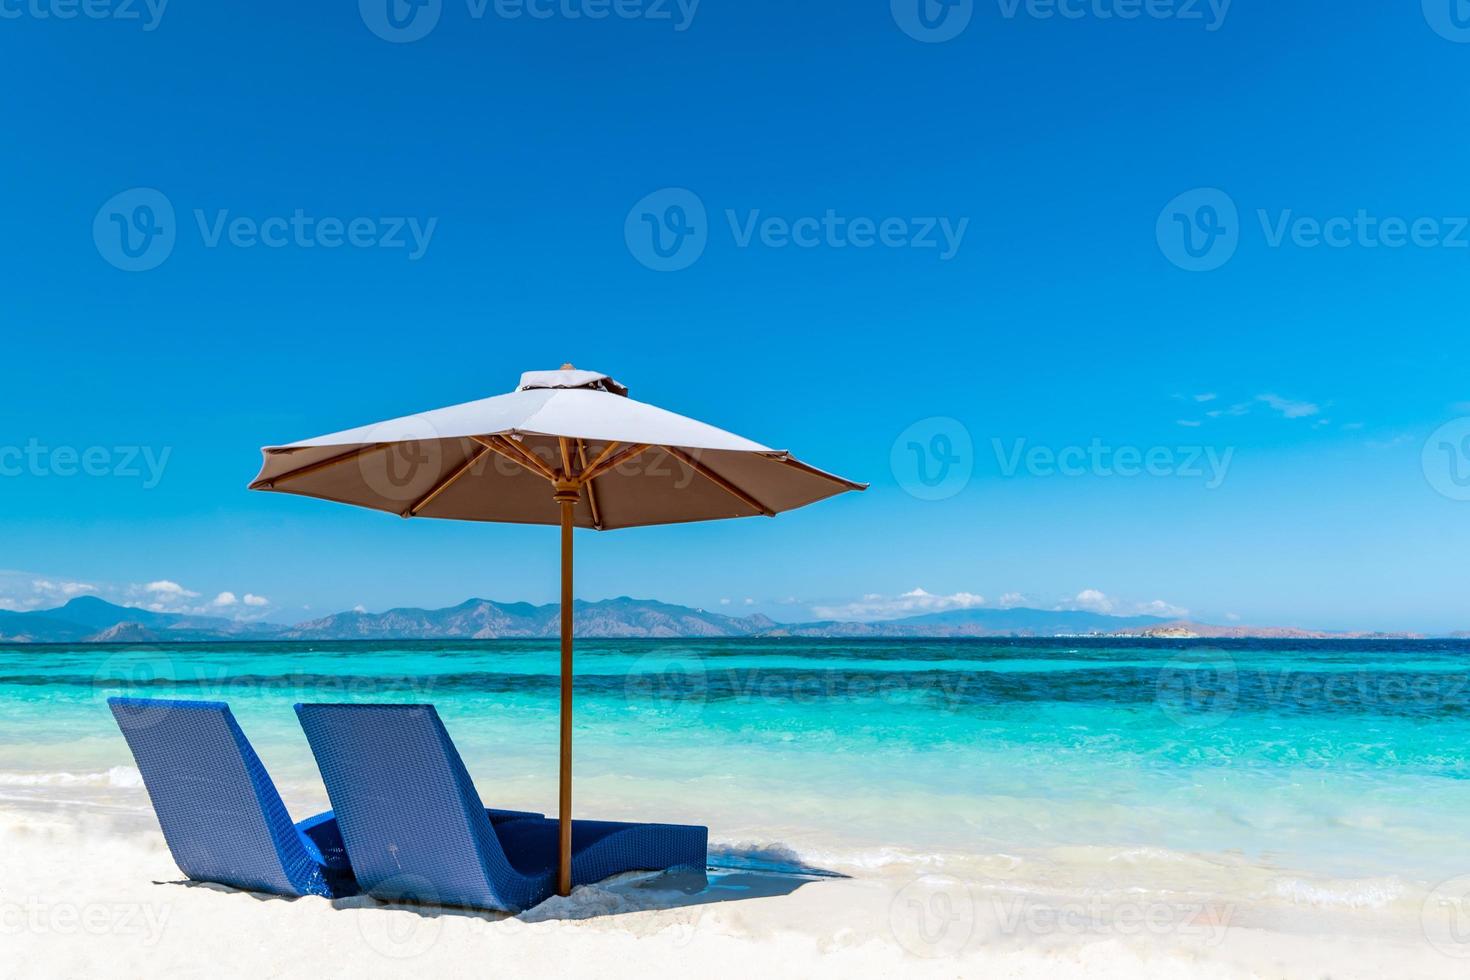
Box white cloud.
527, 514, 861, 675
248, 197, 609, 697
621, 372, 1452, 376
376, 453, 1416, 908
1194, 393, 1218, 403
0, 573, 274, 621
1176, 419, 1202, 428
1137, 599, 1189, 619
0, 572, 97, 613
811, 587, 986, 622
743, 597, 755, 606
1207, 402, 1252, 419
146, 580, 199, 598
1060, 590, 1187, 619
1225, 612, 1241, 622
719, 597, 731, 605
1257, 394, 1321, 419
997, 592, 1026, 608
1069, 589, 1115, 614
351, 604, 368, 614
32, 579, 96, 598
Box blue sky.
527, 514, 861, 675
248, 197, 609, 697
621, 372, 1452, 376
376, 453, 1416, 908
2, 3, 1468, 632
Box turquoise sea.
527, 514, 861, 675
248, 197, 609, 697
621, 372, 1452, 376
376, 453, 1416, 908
4, 637, 1470, 901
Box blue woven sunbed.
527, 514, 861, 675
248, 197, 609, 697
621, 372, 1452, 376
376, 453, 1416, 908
295, 702, 708, 912
107, 696, 359, 898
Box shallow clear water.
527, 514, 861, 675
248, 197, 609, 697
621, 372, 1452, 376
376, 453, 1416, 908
4, 638, 1470, 890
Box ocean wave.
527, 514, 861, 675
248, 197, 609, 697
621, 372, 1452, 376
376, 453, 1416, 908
0, 766, 142, 789
1270, 875, 1405, 909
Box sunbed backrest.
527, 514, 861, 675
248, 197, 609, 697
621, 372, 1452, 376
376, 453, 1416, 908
294, 703, 528, 910
108, 697, 314, 895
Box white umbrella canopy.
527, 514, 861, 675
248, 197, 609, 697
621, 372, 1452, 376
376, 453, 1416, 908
249, 366, 865, 897
249, 367, 864, 528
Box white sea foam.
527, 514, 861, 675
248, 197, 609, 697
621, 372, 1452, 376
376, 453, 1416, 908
1270, 876, 1406, 909
0, 766, 142, 789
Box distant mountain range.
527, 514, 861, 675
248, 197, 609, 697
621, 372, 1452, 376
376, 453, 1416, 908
0, 595, 1427, 643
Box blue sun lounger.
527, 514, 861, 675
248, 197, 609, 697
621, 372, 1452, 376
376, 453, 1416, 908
295, 702, 708, 912
108, 697, 359, 898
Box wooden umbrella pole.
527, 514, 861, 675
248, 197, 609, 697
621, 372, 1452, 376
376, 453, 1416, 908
554, 481, 580, 897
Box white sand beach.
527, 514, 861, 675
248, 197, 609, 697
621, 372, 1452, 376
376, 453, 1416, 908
4, 783, 1464, 979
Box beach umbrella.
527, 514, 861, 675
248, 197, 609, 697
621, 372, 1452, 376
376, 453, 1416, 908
249, 365, 865, 895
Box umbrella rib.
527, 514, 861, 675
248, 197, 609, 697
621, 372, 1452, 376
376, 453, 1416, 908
665, 446, 775, 517
251, 442, 390, 490
764, 452, 869, 491
405, 443, 488, 517
472, 434, 559, 484
558, 437, 574, 481
580, 440, 622, 475
577, 443, 651, 484
576, 440, 604, 530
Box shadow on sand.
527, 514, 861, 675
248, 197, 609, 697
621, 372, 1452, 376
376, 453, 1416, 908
158, 843, 848, 923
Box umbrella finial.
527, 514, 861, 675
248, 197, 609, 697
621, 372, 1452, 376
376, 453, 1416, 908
560, 362, 575, 370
